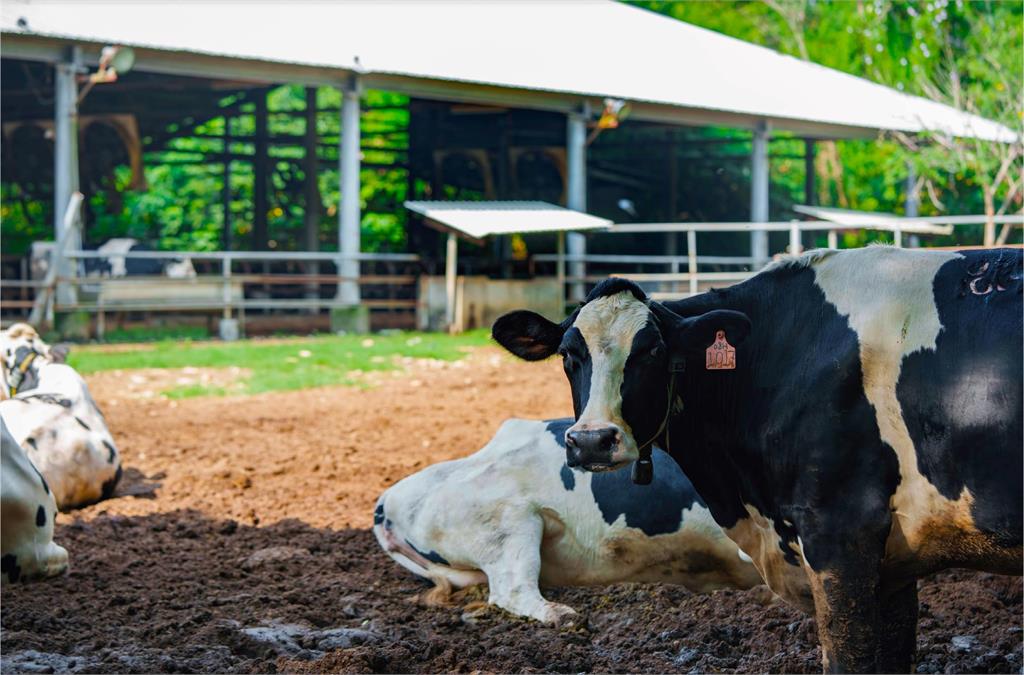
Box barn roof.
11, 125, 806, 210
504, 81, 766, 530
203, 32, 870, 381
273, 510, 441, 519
404, 201, 611, 243
0, 0, 1014, 142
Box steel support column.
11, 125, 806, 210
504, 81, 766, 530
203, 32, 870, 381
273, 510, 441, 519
303, 87, 321, 304
54, 47, 81, 306
336, 80, 361, 305
566, 105, 588, 302
750, 120, 770, 266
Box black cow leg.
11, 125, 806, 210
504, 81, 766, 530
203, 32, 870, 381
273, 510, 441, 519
807, 566, 881, 673
876, 582, 918, 673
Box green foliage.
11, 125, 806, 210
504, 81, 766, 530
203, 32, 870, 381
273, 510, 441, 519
634, 0, 1022, 239
67, 329, 492, 397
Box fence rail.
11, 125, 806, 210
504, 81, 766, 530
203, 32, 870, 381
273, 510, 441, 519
2, 212, 1021, 335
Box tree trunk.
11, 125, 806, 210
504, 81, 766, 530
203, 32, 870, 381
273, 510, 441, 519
983, 186, 996, 247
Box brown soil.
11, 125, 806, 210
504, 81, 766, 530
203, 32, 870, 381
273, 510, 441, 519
2, 347, 1021, 673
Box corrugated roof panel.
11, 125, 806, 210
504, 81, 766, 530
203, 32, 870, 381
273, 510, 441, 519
404, 201, 611, 240
1, 0, 1015, 142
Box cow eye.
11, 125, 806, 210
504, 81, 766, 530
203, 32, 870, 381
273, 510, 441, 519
649, 345, 662, 359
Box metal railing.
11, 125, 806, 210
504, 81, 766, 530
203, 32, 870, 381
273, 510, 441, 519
5, 249, 421, 336
536, 215, 1024, 301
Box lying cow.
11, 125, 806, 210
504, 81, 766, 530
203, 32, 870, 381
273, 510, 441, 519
493, 247, 1022, 672
374, 417, 762, 623
0, 323, 121, 510
1, 417, 69, 583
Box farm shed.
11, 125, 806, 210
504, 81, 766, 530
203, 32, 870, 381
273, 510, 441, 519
0, 0, 1014, 333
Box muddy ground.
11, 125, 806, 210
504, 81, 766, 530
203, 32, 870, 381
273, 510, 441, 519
2, 348, 1021, 673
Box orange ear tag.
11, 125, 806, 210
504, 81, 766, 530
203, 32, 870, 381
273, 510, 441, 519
705, 330, 736, 370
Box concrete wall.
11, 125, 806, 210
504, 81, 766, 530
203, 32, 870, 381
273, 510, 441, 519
418, 276, 563, 332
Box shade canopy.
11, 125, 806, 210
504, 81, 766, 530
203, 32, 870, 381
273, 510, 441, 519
1, 0, 1015, 142
404, 201, 612, 243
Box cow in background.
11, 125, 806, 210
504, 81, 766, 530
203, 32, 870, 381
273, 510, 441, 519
375, 418, 762, 623
0, 323, 121, 509
2, 417, 68, 583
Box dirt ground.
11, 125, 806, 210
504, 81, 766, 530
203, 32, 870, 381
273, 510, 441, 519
1, 347, 1021, 674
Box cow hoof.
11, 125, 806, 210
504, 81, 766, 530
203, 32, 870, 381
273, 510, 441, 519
538, 602, 578, 625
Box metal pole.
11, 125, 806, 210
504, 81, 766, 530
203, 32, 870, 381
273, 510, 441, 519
566, 104, 588, 302
904, 162, 921, 248
789, 221, 801, 256
687, 230, 698, 296
804, 139, 816, 206
54, 47, 81, 307
904, 162, 919, 218
336, 79, 361, 305
253, 92, 269, 251
303, 86, 321, 307
221, 116, 233, 252
750, 120, 770, 267
556, 230, 566, 311
445, 232, 458, 333
827, 229, 838, 249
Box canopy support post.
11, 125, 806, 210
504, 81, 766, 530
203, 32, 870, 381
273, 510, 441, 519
303, 86, 321, 307
336, 78, 361, 306
566, 104, 588, 302
556, 230, 566, 311
750, 120, 770, 267
445, 232, 458, 333
804, 138, 816, 206
54, 46, 81, 307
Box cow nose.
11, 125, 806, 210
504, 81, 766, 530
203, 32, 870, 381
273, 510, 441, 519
565, 432, 582, 467
566, 428, 617, 455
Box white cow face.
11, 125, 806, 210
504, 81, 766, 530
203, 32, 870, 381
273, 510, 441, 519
493, 279, 750, 473
0, 324, 69, 399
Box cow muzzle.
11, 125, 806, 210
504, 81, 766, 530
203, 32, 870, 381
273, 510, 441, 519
564, 424, 635, 472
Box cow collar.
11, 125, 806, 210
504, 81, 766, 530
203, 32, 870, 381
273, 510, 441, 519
631, 363, 682, 485
7, 348, 40, 397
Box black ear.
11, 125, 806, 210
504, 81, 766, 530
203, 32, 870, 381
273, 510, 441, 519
49, 343, 71, 363
492, 310, 568, 361
651, 303, 752, 359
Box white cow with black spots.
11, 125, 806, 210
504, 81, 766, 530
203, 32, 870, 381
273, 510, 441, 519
2, 417, 68, 583
374, 418, 762, 623
0, 323, 121, 510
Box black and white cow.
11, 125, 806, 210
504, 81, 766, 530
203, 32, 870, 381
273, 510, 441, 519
2, 417, 69, 583
493, 246, 1022, 672
0, 323, 122, 510
374, 418, 762, 623
80, 238, 196, 278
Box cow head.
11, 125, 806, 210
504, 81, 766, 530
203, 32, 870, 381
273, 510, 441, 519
0, 323, 68, 398
493, 279, 750, 473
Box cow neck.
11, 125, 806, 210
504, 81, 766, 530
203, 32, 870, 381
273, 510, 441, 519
7, 349, 40, 397
659, 285, 765, 528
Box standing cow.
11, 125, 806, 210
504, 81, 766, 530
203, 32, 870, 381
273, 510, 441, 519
1, 417, 68, 583
0, 324, 122, 510
493, 247, 1022, 672
375, 418, 761, 623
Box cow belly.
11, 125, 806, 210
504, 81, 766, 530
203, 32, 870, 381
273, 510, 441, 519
726, 506, 814, 613
539, 511, 760, 593
885, 487, 1023, 579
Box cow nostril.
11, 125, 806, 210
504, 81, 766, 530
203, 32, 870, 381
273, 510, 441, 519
565, 432, 579, 449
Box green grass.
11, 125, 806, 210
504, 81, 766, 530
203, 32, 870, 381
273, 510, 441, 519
68, 330, 494, 398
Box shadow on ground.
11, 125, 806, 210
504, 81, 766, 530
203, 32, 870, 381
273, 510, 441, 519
1, 509, 1020, 674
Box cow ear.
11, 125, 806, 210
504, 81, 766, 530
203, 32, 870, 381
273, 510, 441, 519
49, 343, 71, 363
492, 310, 569, 361
652, 303, 752, 359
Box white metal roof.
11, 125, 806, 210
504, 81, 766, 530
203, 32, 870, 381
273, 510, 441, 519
404, 201, 611, 242
1, 0, 1015, 142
